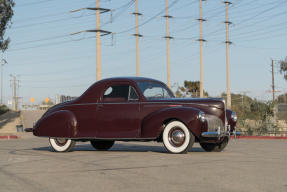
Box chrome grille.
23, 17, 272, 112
205, 114, 225, 133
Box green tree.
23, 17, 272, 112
279, 57, 287, 81
0, 104, 9, 115
175, 81, 208, 98
0, 0, 15, 52
221, 93, 273, 121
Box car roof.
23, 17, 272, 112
97, 77, 164, 84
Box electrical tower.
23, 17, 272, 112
10, 75, 20, 111
198, 0, 206, 98
70, 0, 112, 81
224, 1, 232, 109
132, 0, 142, 76
163, 0, 173, 88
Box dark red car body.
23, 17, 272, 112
33, 77, 237, 144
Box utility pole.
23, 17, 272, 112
163, 0, 173, 88
198, 0, 206, 98
1, 53, 7, 105
10, 75, 20, 111
267, 59, 280, 102
132, 0, 142, 76
70, 1, 111, 81
96, 0, 102, 81
224, 1, 232, 109
272, 59, 275, 102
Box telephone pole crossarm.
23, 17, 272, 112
132, 12, 143, 16
197, 39, 207, 42
197, 18, 207, 22
70, 30, 112, 36
223, 1, 232, 5
70, 7, 111, 14
132, 34, 143, 37
163, 36, 174, 39
163, 15, 173, 19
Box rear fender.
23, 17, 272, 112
141, 107, 203, 139
33, 110, 78, 138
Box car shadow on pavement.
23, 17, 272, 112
33, 143, 205, 153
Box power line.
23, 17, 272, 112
116, 0, 180, 35
16, 0, 57, 7
12, 13, 97, 29
11, 34, 69, 46
235, 0, 286, 26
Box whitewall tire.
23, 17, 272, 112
163, 121, 195, 154
49, 138, 76, 152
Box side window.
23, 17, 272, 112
103, 85, 129, 102
128, 86, 139, 101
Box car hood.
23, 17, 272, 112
148, 98, 225, 109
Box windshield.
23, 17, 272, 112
137, 81, 174, 100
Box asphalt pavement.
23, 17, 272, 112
0, 137, 286, 192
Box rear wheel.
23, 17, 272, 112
200, 137, 229, 152
90, 140, 115, 151
163, 121, 195, 154
49, 138, 76, 152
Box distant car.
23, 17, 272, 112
29, 77, 238, 154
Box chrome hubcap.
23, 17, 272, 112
168, 128, 185, 147
54, 138, 68, 146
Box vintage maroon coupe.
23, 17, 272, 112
29, 77, 239, 154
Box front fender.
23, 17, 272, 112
141, 107, 203, 139
33, 110, 78, 138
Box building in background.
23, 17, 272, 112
55, 94, 78, 104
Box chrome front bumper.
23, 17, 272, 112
201, 127, 240, 138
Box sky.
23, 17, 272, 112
3, 0, 287, 106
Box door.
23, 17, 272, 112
95, 84, 140, 138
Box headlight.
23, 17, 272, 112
231, 111, 238, 122
198, 111, 206, 123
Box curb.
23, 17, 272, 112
0, 135, 19, 140
231, 136, 287, 140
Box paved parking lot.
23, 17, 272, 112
0, 138, 286, 192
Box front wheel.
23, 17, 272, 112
200, 137, 229, 152
49, 138, 76, 152
162, 121, 195, 154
